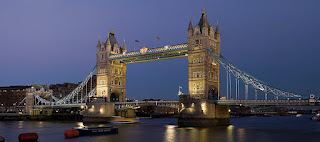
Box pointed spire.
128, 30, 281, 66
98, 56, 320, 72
106, 37, 111, 45
188, 17, 193, 31
215, 21, 220, 35
199, 8, 209, 28
97, 35, 101, 47
122, 38, 127, 52
110, 29, 114, 35
202, 8, 206, 15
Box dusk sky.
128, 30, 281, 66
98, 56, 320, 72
0, 0, 319, 100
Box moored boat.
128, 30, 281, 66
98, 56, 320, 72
73, 126, 118, 136
311, 113, 320, 121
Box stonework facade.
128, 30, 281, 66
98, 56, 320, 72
96, 30, 126, 102
187, 9, 221, 100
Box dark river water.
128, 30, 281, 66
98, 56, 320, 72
1, 114, 320, 142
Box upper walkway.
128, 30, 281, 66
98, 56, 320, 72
109, 44, 188, 64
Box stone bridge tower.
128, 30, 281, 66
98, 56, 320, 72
96, 30, 127, 102
187, 9, 221, 100
179, 9, 229, 127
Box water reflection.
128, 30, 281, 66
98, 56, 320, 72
39, 121, 43, 128
199, 128, 208, 142
237, 128, 246, 142
18, 121, 23, 128
164, 125, 176, 142
0, 116, 317, 142
227, 125, 234, 142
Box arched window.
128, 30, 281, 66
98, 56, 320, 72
115, 77, 119, 85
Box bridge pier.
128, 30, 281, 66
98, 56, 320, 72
82, 101, 115, 123
178, 99, 229, 127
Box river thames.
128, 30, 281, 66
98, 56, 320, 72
1, 115, 320, 142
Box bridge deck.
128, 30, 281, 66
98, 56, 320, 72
32, 100, 320, 109
217, 100, 319, 106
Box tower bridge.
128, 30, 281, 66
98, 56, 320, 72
12, 9, 313, 127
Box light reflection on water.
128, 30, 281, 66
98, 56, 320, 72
164, 125, 176, 142
0, 115, 320, 142
226, 125, 234, 142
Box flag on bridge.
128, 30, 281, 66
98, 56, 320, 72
135, 40, 139, 42
155, 36, 160, 40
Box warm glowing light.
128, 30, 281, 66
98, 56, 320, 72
191, 103, 195, 108
228, 109, 231, 112
80, 105, 84, 109
201, 103, 207, 114
100, 107, 105, 114
77, 122, 85, 127
181, 103, 185, 109
180, 103, 185, 112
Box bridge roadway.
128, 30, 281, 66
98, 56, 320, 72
32, 100, 320, 109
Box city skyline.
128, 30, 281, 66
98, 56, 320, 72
1, 1, 320, 100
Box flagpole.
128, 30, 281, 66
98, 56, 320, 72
154, 34, 156, 48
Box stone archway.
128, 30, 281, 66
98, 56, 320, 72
110, 93, 120, 102
208, 87, 218, 100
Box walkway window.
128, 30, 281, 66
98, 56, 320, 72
110, 93, 119, 102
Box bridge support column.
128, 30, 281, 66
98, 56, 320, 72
178, 98, 229, 127
25, 88, 35, 116
82, 102, 115, 123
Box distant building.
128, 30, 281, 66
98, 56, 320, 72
49, 75, 97, 99
49, 83, 78, 99
0, 84, 48, 107
80, 75, 97, 99
142, 99, 165, 101
136, 105, 177, 117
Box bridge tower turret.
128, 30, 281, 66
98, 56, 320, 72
187, 9, 221, 100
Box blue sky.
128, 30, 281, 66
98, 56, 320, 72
0, 0, 319, 100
